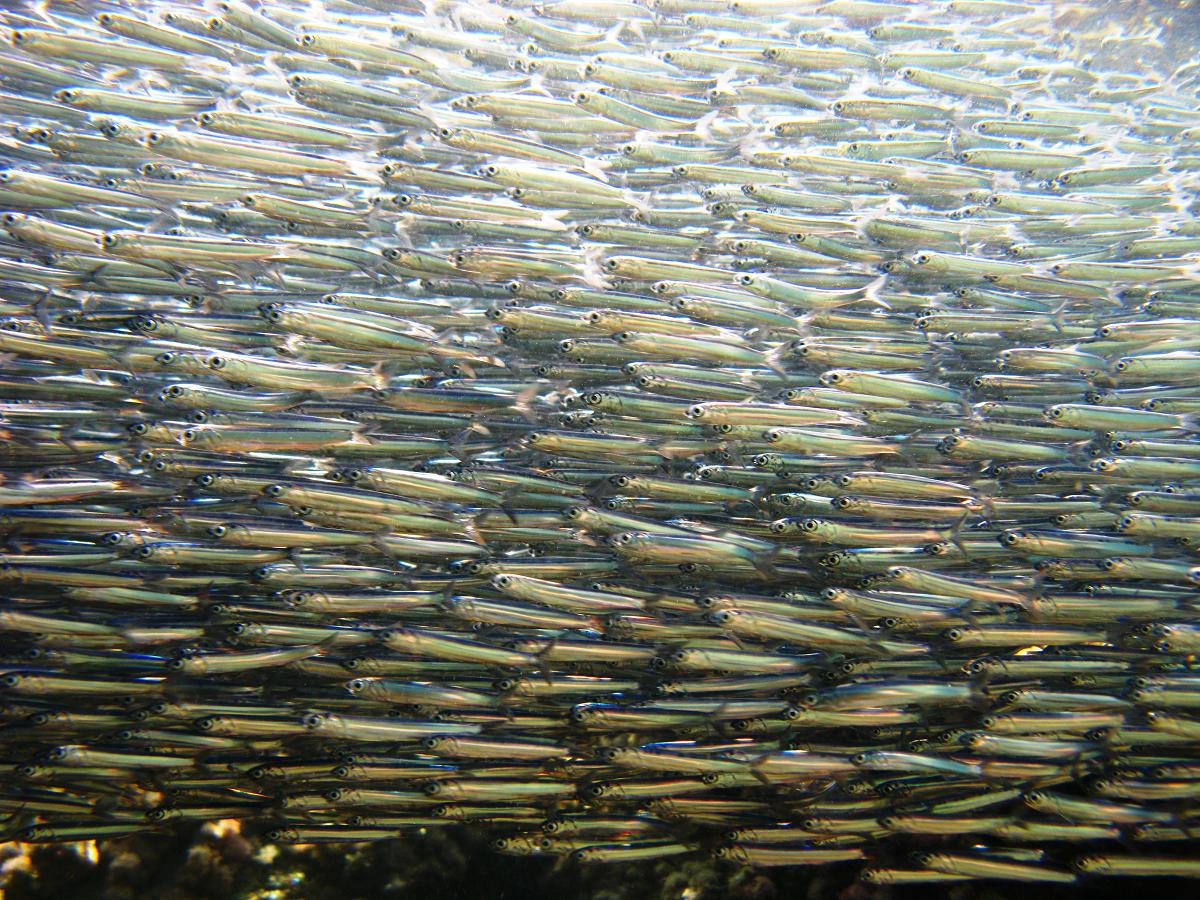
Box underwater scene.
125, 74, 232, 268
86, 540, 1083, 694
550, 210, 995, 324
0, 0, 1199, 896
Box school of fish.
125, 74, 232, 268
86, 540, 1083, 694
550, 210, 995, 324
1, 0, 1199, 884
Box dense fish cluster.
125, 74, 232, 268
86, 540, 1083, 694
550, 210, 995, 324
2, 0, 1200, 885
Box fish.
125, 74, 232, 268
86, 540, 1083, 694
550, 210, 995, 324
0, 0, 1197, 883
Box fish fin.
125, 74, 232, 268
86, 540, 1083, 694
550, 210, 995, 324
512, 383, 542, 425
600, 21, 625, 45
940, 508, 973, 563
570, 528, 600, 548
747, 545, 782, 582
311, 634, 341, 654
580, 155, 609, 183
861, 274, 891, 309
956, 598, 984, 633
533, 637, 560, 684
364, 199, 389, 234
723, 628, 749, 652
762, 344, 791, 387
30, 290, 54, 333
692, 109, 721, 143
843, 608, 875, 638
622, 189, 651, 218
464, 515, 490, 547
580, 245, 610, 288
525, 71, 553, 98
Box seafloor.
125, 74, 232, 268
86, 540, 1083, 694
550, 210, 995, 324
0, 824, 1188, 899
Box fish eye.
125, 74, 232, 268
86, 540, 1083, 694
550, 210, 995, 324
208, 355, 226, 369
145, 132, 164, 146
